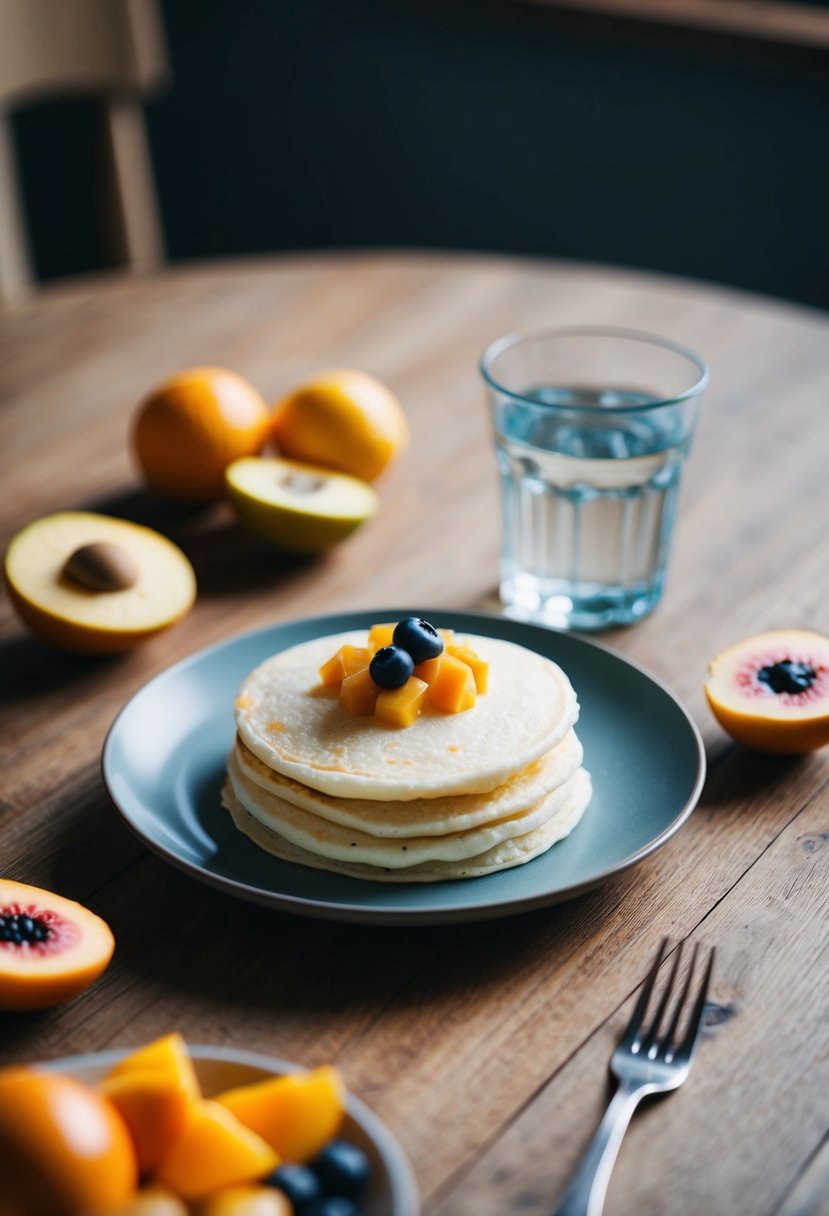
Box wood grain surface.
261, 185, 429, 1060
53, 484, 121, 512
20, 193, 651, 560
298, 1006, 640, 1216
1, 252, 828, 1215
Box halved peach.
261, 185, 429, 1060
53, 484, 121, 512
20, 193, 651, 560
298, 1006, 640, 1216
0, 879, 114, 1012
705, 630, 829, 754
215, 1065, 345, 1164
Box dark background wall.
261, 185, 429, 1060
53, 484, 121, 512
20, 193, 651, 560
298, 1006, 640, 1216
12, 0, 829, 308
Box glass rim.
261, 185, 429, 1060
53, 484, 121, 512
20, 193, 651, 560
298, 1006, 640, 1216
479, 324, 709, 412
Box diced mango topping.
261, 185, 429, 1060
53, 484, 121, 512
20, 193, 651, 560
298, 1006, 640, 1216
340, 666, 380, 716
447, 644, 489, 693
376, 677, 430, 728
368, 622, 396, 648
321, 623, 487, 726
319, 644, 375, 688
429, 653, 477, 713
413, 655, 442, 685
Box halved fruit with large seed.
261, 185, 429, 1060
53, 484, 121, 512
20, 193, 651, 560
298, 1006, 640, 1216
0, 879, 115, 1011
226, 457, 377, 553
705, 630, 829, 754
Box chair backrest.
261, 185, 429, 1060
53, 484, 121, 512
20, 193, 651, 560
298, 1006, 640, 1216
0, 0, 168, 305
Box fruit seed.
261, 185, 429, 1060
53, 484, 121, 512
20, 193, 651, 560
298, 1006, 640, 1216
63, 542, 139, 592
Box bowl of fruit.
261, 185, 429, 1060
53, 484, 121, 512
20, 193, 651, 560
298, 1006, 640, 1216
0, 1034, 418, 1215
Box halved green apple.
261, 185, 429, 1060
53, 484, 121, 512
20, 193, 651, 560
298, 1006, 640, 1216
225, 456, 378, 553
4, 512, 196, 653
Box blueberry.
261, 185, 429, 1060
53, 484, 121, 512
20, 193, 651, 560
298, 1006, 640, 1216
369, 645, 414, 690
392, 617, 444, 664
266, 1163, 322, 1210
313, 1139, 372, 1200
304, 1198, 360, 1216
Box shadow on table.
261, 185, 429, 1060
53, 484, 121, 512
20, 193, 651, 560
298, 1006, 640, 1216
98, 854, 635, 1022
86, 486, 322, 597
0, 633, 127, 705
699, 741, 807, 809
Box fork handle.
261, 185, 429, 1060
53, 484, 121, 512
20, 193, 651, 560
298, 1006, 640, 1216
549, 1077, 651, 1216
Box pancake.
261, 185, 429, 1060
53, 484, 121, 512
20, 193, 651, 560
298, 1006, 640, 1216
234, 631, 579, 799
221, 767, 592, 883
226, 746, 589, 866
235, 729, 584, 837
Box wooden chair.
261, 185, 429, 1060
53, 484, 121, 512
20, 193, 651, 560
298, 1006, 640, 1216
0, 0, 168, 304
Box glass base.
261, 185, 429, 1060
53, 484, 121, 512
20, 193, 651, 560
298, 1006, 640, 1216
499, 576, 663, 631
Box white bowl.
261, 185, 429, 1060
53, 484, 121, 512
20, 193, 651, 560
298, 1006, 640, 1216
43, 1044, 419, 1215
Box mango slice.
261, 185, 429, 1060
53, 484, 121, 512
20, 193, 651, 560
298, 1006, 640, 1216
376, 676, 429, 727
340, 667, 380, 716
447, 644, 489, 693
155, 1100, 277, 1201
100, 1070, 192, 1174
215, 1065, 345, 1165
429, 653, 477, 713
105, 1034, 201, 1102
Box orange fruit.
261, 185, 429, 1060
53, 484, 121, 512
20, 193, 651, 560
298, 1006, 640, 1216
0, 1067, 137, 1214
133, 367, 270, 501
705, 629, 829, 754
270, 369, 408, 481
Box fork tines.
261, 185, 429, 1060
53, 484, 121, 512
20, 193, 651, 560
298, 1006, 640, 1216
622, 938, 715, 1064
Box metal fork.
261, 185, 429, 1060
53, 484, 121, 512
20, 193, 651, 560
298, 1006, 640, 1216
550, 938, 715, 1216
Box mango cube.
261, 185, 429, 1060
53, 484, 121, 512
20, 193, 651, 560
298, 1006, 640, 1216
438, 628, 455, 644
340, 667, 380, 715
429, 653, 476, 713
368, 622, 396, 648
447, 644, 489, 693
319, 644, 374, 688
413, 655, 442, 685
375, 676, 429, 727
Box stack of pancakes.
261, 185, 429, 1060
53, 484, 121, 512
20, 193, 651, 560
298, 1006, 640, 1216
222, 631, 591, 882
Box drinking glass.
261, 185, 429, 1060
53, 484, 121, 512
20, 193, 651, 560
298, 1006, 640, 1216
481, 326, 708, 631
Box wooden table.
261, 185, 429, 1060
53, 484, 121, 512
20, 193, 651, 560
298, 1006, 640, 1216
2, 252, 828, 1215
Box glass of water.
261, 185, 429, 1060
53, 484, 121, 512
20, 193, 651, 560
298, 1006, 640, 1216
481, 326, 708, 631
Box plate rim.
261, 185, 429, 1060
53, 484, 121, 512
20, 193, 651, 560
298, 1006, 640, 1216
101, 607, 706, 925
43, 1043, 420, 1216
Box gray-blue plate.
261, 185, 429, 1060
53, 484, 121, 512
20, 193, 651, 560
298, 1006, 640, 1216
102, 609, 705, 925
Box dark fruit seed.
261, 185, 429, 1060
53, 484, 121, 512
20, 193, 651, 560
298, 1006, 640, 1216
266, 1163, 322, 1209
392, 617, 444, 665
0, 913, 53, 946
757, 660, 817, 695
313, 1139, 372, 1200
369, 645, 414, 690
304, 1198, 360, 1216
